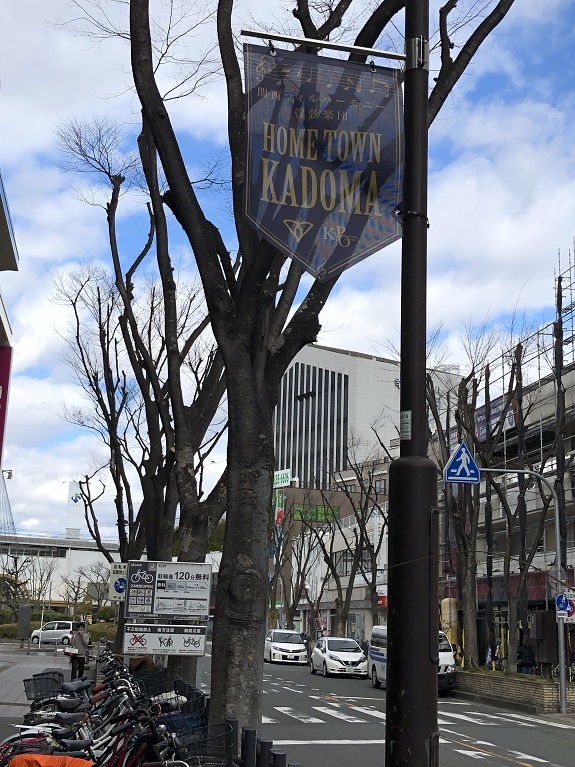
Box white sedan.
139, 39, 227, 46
264, 629, 308, 664
310, 636, 368, 677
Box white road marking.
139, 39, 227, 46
474, 712, 534, 727
346, 705, 386, 721
439, 711, 495, 725
452, 750, 485, 759
280, 686, 304, 694
508, 750, 549, 763
472, 741, 497, 747
312, 706, 367, 723
274, 706, 325, 724
262, 716, 279, 724
501, 713, 575, 729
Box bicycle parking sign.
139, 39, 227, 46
556, 589, 575, 623
125, 560, 212, 619
123, 624, 207, 655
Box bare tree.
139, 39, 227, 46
333, 454, 389, 626
27, 559, 60, 605
0, 555, 30, 615
57, 0, 518, 728
61, 572, 90, 618
267, 495, 326, 631
78, 563, 111, 612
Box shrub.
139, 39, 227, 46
96, 606, 116, 622
88, 623, 118, 643
0, 609, 14, 625
0, 623, 19, 639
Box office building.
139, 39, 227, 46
273, 344, 402, 488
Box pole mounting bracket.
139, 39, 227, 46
406, 36, 429, 71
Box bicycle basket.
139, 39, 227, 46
136, 669, 169, 694
23, 677, 61, 701
156, 711, 202, 733
174, 722, 234, 766
32, 671, 64, 685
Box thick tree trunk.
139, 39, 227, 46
461, 562, 479, 669
507, 593, 519, 672
209, 363, 273, 729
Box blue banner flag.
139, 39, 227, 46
244, 45, 404, 281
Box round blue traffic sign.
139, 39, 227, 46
114, 577, 127, 594
556, 593, 569, 611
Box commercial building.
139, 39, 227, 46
0, 170, 18, 471
273, 344, 458, 638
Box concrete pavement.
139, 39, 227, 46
0, 641, 81, 740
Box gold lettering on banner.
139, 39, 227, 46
262, 124, 319, 160
261, 158, 280, 203
258, 113, 389, 216
323, 130, 381, 163
301, 166, 317, 209
259, 160, 383, 217
338, 170, 363, 214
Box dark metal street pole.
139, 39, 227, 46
385, 0, 439, 765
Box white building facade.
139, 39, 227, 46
274, 344, 402, 489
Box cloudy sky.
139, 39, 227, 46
0, 0, 574, 537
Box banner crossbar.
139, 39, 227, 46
240, 29, 406, 63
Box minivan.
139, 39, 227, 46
30, 620, 80, 645
368, 625, 456, 694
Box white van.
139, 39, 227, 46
368, 624, 388, 688
368, 626, 456, 694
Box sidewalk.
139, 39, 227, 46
0, 642, 77, 740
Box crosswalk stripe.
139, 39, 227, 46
500, 713, 575, 729
346, 705, 386, 721
508, 750, 549, 763
312, 706, 367, 723
474, 712, 534, 727
262, 716, 279, 723
452, 750, 485, 759
439, 711, 494, 726
274, 707, 325, 724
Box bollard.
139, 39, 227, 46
225, 716, 239, 759
270, 750, 287, 767
258, 739, 273, 767
241, 728, 257, 767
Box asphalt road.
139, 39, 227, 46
2, 643, 574, 767
259, 660, 575, 767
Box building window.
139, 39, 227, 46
345, 483, 357, 493
334, 549, 371, 576
375, 479, 386, 494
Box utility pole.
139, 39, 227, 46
385, 0, 439, 765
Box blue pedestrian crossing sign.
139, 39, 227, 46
444, 442, 481, 484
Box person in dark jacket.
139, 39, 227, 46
518, 635, 536, 674
70, 622, 91, 680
